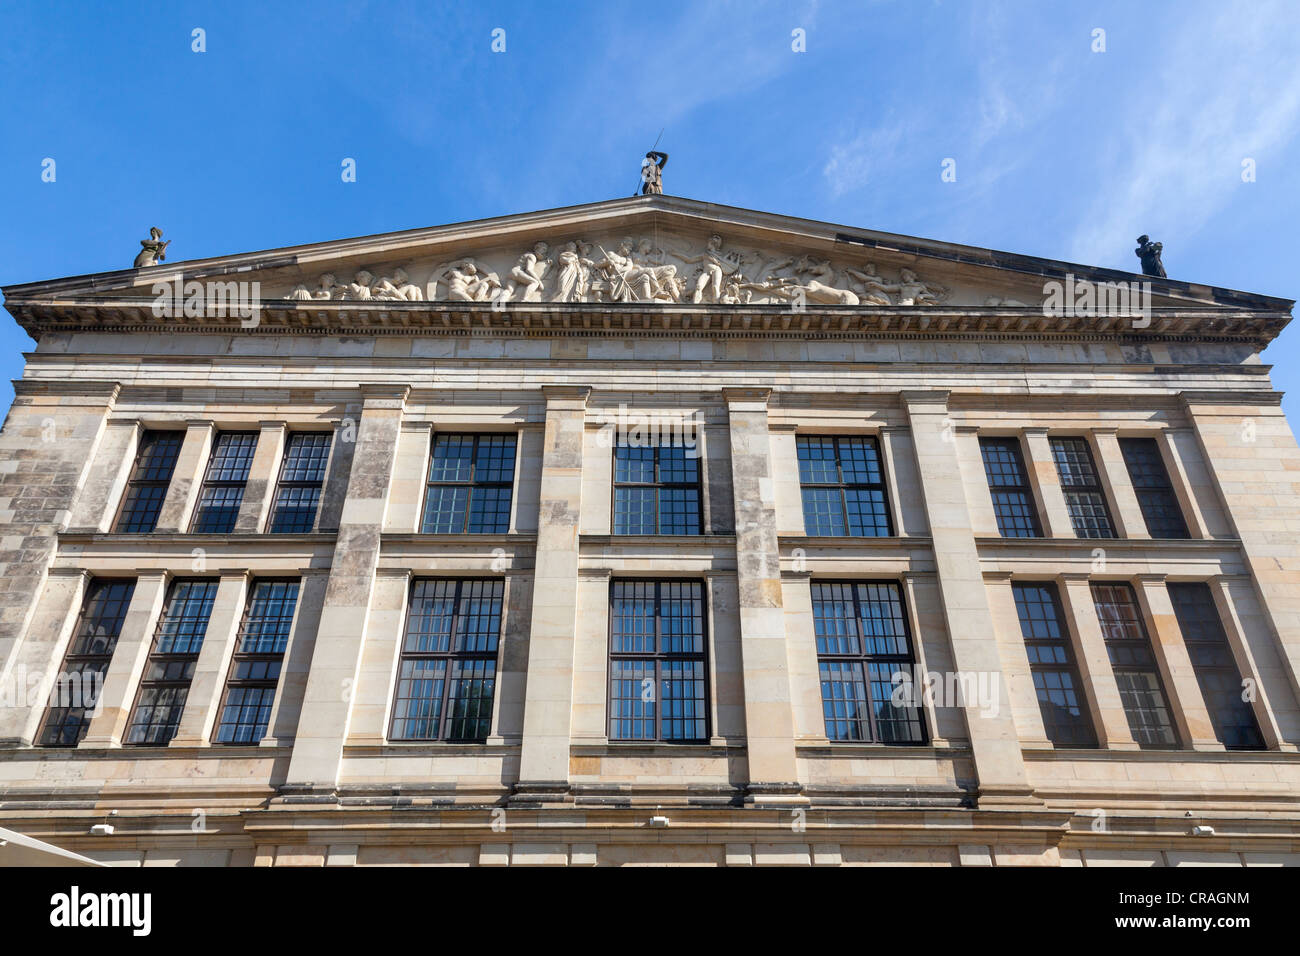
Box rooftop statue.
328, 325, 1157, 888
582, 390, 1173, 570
1135, 235, 1166, 278
134, 227, 170, 268
640, 151, 668, 195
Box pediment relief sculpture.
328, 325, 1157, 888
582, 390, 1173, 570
275, 233, 1035, 308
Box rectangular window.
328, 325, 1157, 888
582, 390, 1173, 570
811, 581, 925, 744
126, 579, 218, 745
609, 580, 708, 742
390, 579, 503, 741
980, 437, 1041, 537
1012, 583, 1096, 747
191, 432, 259, 534
1168, 583, 1264, 750
421, 434, 516, 534
613, 443, 702, 535
37, 579, 137, 746
1050, 437, 1115, 538
1119, 437, 1189, 539
114, 431, 183, 533
1091, 583, 1179, 749
797, 436, 893, 536
269, 433, 332, 533
213, 580, 300, 744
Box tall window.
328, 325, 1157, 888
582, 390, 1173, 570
269, 433, 332, 533
37, 579, 137, 746
390, 579, 503, 741
608, 580, 708, 742
1051, 437, 1115, 538
797, 436, 893, 536
213, 580, 300, 744
114, 431, 183, 533
191, 432, 258, 533
613, 443, 702, 535
1168, 583, 1264, 750
126, 580, 217, 745
1091, 583, 1179, 749
1119, 437, 1190, 539
811, 581, 925, 744
1012, 583, 1096, 747
421, 434, 516, 534
980, 437, 1041, 537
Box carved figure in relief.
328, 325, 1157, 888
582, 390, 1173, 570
843, 264, 893, 306
371, 267, 424, 301
314, 273, 342, 299
502, 242, 552, 302
134, 227, 170, 268
894, 268, 947, 305
552, 242, 596, 302
340, 270, 375, 300
288, 283, 313, 300
766, 255, 860, 305
442, 260, 501, 302
674, 234, 742, 303
595, 239, 642, 302
984, 295, 1028, 307
631, 238, 681, 301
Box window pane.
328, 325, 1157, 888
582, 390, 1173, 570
797, 436, 893, 537
126, 580, 218, 745
613, 443, 702, 536
1119, 437, 1189, 539
1051, 437, 1115, 538
981, 438, 1041, 537
1012, 583, 1096, 747
422, 435, 516, 534
269, 433, 331, 533
1168, 583, 1264, 750
614, 487, 656, 535
114, 431, 183, 533
1092, 583, 1178, 748
192, 433, 258, 533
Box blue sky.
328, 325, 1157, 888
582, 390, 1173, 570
2, 1, 1298, 417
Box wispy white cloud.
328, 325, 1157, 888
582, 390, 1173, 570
1064, 2, 1300, 268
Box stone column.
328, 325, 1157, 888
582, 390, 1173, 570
493, 571, 534, 747
1091, 428, 1147, 539
702, 423, 735, 535
723, 388, 801, 802
315, 415, 360, 534
880, 426, 927, 536
514, 386, 589, 801
282, 385, 408, 796
233, 422, 286, 533
984, 572, 1051, 748
383, 423, 431, 533
153, 421, 214, 533
1021, 427, 1073, 538
1162, 427, 1224, 538
171, 571, 251, 746
902, 391, 1038, 805
1134, 574, 1223, 751
66, 419, 141, 532
0, 568, 89, 746
954, 425, 999, 537
81, 571, 170, 747
264, 569, 330, 746
512, 425, 544, 535
1056, 574, 1139, 750
345, 568, 410, 746
1181, 392, 1300, 708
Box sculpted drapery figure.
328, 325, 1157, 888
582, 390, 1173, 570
134, 227, 170, 268
674, 234, 743, 303
640, 151, 668, 195
1135, 235, 1166, 278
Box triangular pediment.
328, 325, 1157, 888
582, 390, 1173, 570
3, 196, 1292, 336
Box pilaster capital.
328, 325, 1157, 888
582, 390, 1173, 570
357, 383, 411, 408
541, 385, 592, 409
898, 389, 950, 409
721, 387, 771, 406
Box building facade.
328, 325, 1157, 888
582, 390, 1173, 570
0, 195, 1298, 867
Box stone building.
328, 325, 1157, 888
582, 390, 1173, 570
0, 194, 1297, 867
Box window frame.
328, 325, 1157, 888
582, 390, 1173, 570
419, 432, 518, 535
268, 431, 333, 534
796, 434, 895, 537
606, 578, 711, 744
810, 579, 927, 745
611, 441, 704, 536
1011, 581, 1097, 748
112, 429, 184, 534
211, 578, 301, 745
387, 577, 505, 743
1050, 435, 1116, 539
125, 578, 219, 746
1118, 436, 1190, 539
190, 431, 260, 534
36, 577, 137, 747
979, 436, 1043, 538
1091, 582, 1181, 750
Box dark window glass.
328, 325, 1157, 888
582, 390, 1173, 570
1119, 437, 1190, 539
269, 433, 332, 533
1168, 583, 1265, 750
37, 580, 137, 746
811, 581, 925, 744
1012, 583, 1097, 747
126, 580, 218, 745
191, 432, 258, 534
114, 431, 183, 533
613, 444, 702, 535
213, 580, 300, 744
1091, 583, 1179, 749
1051, 437, 1115, 539
609, 581, 708, 741
797, 436, 893, 536
421, 434, 516, 534
980, 438, 1041, 537
390, 579, 503, 741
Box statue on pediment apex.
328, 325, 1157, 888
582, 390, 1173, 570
134, 227, 170, 268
